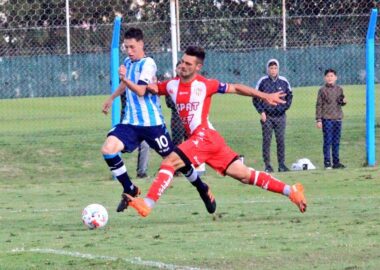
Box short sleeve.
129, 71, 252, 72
207, 79, 229, 95
138, 57, 157, 85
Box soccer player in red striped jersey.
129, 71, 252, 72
127, 46, 307, 217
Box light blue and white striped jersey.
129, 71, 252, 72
122, 56, 164, 126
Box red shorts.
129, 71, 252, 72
178, 128, 238, 175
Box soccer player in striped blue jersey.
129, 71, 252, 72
101, 28, 215, 214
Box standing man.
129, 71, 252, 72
101, 29, 215, 214
253, 59, 293, 173
125, 46, 307, 217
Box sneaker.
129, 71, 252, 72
264, 165, 274, 173
136, 173, 148, 179
289, 183, 307, 213
325, 166, 332, 170
332, 163, 345, 169
125, 195, 151, 217
198, 184, 216, 214
278, 165, 290, 172
116, 186, 141, 212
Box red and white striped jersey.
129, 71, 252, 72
158, 74, 229, 136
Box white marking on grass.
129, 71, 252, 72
11, 248, 207, 270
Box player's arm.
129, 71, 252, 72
147, 80, 169, 96
147, 83, 159, 94
228, 83, 286, 106
119, 65, 147, 97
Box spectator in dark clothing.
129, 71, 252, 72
316, 69, 346, 169
253, 59, 293, 173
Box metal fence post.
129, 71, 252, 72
365, 8, 378, 166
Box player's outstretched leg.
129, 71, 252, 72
179, 165, 216, 214
247, 168, 307, 213
226, 161, 307, 213
128, 164, 175, 217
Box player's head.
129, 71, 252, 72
324, 68, 337, 85
178, 46, 205, 81
267, 59, 279, 79
123, 27, 145, 61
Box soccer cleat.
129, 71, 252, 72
289, 183, 307, 213
116, 186, 141, 212
198, 184, 216, 214
125, 194, 151, 217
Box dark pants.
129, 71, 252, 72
322, 119, 342, 167
261, 114, 286, 167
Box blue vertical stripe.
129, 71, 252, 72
144, 93, 156, 125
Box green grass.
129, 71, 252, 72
0, 85, 379, 269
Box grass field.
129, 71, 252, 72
0, 85, 379, 269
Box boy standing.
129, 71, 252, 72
316, 69, 346, 169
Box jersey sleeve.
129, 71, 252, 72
138, 57, 157, 85
157, 80, 169, 96
207, 79, 229, 95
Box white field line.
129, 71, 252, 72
11, 247, 208, 270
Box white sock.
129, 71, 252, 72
144, 198, 155, 208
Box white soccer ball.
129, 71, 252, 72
81, 204, 108, 229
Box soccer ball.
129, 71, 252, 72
81, 204, 108, 229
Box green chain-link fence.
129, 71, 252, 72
0, 0, 379, 171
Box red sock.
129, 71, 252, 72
248, 169, 286, 194
146, 164, 175, 202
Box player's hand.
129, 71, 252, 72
102, 98, 113, 115
263, 91, 286, 106
316, 121, 322, 129
119, 65, 127, 80
260, 112, 267, 122
147, 83, 158, 94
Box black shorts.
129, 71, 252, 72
107, 124, 174, 157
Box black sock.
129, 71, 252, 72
103, 154, 135, 194
179, 165, 208, 193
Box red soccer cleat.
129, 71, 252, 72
289, 183, 307, 213
125, 194, 152, 217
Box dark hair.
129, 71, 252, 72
324, 68, 337, 76
124, 27, 144, 41
268, 61, 278, 67
184, 46, 206, 63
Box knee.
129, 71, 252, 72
230, 166, 252, 184
161, 153, 183, 170
101, 142, 117, 155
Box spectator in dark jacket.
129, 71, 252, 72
316, 68, 346, 169
253, 59, 293, 172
